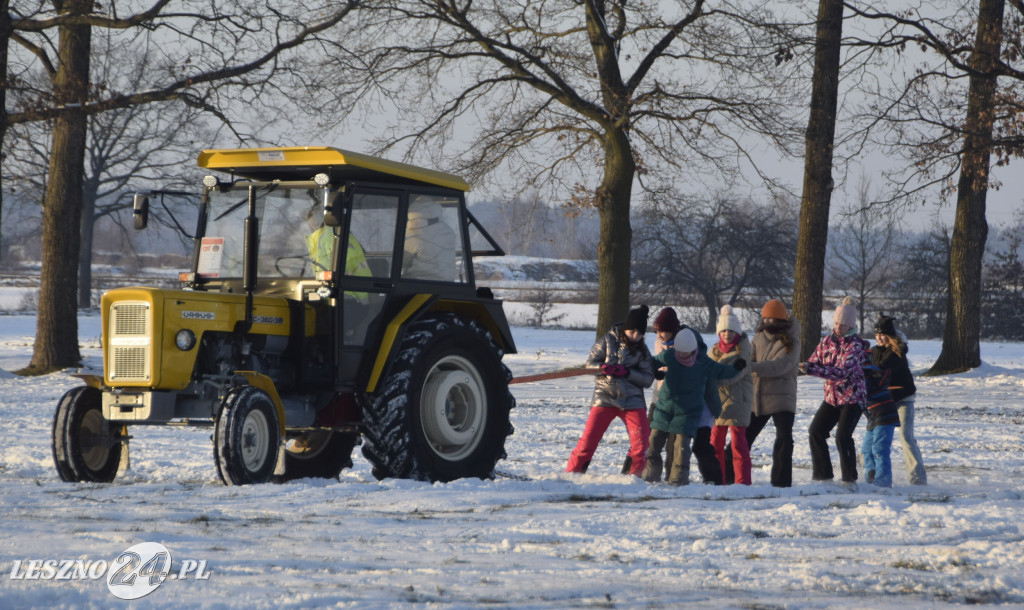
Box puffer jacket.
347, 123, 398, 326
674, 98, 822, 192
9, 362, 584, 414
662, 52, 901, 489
649, 349, 739, 437
708, 335, 753, 427
586, 325, 655, 410
650, 326, 722, 416
870, 343, 916, 402
748, 318, 802, 417
805, 331, 870, 407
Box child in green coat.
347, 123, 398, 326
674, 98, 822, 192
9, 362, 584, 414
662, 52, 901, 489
643, 328, 746, 485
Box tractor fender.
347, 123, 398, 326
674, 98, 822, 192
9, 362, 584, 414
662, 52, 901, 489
230, 371, 287, 437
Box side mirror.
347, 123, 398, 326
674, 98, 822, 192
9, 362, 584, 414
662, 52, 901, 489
132, 193, 149, 230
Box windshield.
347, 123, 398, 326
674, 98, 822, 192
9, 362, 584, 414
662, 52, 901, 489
196, 185, 328, 279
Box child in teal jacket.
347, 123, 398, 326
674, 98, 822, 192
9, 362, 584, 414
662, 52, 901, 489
644, 328, 745, 485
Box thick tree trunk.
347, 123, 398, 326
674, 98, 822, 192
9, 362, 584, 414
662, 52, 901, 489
928, 0, 1004, 375
595, 128, 635, 337
0, 1, 10, 257
25, 1, 91, 374
792, 0, 843, 360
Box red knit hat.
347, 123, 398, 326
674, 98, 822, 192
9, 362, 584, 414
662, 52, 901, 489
653, 307, 680, 334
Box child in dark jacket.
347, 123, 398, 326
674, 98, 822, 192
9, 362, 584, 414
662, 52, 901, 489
861, 365, 900, 487
566, 305, 655, 477
872, 313, 926, 485
643, 328, 745, 485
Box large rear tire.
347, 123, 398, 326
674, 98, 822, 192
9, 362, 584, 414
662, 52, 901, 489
275, 430, 357, 482
362, 314, 515, 482
214, 386, 280, 485
52, 386, 125, 483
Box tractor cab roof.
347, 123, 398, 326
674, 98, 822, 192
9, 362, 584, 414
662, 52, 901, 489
197, 146, 470, 192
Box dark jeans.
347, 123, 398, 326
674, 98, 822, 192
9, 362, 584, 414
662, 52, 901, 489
749, 411, 795, 487
693, 426, 722, 485
808, 402, 862, 482
724, 411, 795, 487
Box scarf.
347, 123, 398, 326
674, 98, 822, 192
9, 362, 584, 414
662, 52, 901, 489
675, 350, 696, 367
717, 337, 739, 355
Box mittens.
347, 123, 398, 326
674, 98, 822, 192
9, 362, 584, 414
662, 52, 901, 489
653, 368, 666, 380
600, 363, 629, 377
733, 358, 747, 371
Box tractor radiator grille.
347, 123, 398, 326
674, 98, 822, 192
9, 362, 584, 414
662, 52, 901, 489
108, 301, 152, 382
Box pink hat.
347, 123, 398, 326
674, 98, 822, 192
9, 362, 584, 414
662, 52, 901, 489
834, 296, 858, 327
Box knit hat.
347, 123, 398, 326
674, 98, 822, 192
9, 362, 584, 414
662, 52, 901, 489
716, 304, 742, 334
675, 328, 698, 353
833, 296, 858, 328
761, 299, 789, 320
623, 304, 650, 333
873, 313, 896, 337
652, 307, 680, 335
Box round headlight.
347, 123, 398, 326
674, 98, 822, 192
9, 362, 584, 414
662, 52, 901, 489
313, 172, 330, 186
202, 175, 218, 188
175, 329, 196, 351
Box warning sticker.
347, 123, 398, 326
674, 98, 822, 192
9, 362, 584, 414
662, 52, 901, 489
197, 237, 224, 277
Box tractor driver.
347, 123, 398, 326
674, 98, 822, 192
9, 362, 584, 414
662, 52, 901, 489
305, 206, 372, 279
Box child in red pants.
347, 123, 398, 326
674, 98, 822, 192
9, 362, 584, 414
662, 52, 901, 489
708, 305, 754, 484
566, 305, 655, 477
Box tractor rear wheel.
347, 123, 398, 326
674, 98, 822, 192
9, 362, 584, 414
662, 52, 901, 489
214, 386, 280, 485
362, 314, 514, 482
52, 386, 125, 482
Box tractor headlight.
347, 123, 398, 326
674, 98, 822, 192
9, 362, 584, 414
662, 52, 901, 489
175, 329, 196, 351
313, 172, 330, 186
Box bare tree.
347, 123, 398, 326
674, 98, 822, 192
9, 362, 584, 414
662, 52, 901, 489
310, 0, 807, 337
5, 1, 361, 373
824, 178, 900, 331
844, 1, 1024, 372
792, 0, 844, 360
888, 223, 951, 339
632, 190, 798, 330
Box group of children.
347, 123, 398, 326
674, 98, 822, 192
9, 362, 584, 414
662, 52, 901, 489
565, 298, 925, 488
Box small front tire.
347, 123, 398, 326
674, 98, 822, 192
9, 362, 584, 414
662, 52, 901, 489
214, 386, 280, 485
52, 386, 125, 483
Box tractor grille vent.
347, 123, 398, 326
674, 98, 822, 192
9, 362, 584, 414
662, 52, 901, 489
108, 301, 152, 382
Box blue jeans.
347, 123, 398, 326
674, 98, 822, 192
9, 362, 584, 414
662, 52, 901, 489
863, 424, 896, 487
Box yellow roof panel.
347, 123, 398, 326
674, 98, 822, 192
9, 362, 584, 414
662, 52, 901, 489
196, 146, 470, 191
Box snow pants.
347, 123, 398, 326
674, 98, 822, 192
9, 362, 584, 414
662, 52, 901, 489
711, 425, 751, 485
809, 402, 862, 483
566, 406, 649, 476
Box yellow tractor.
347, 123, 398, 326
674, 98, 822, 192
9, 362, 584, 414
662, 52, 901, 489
52, 147, 516, 485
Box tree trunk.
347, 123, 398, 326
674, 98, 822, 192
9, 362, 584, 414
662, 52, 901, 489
0, 1, 10, 258
928, 0, 1004, 375
792, 0, 843, 360
595, 128, 635, 337
25, 1, 92, 374
78, 177, 99, 309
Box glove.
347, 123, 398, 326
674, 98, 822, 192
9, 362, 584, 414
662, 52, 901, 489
733, 358, 747, 371
653, 368, 666, 380
601, 363, 628, 377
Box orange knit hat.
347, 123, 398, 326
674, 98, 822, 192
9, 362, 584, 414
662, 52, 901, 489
761, 299, 789, 320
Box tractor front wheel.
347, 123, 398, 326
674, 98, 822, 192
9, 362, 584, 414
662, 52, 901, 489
52, 386, 125, 483
214, 386, 280, 485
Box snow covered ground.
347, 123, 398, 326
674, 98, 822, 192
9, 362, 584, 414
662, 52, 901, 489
1, 306, 1023, 608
